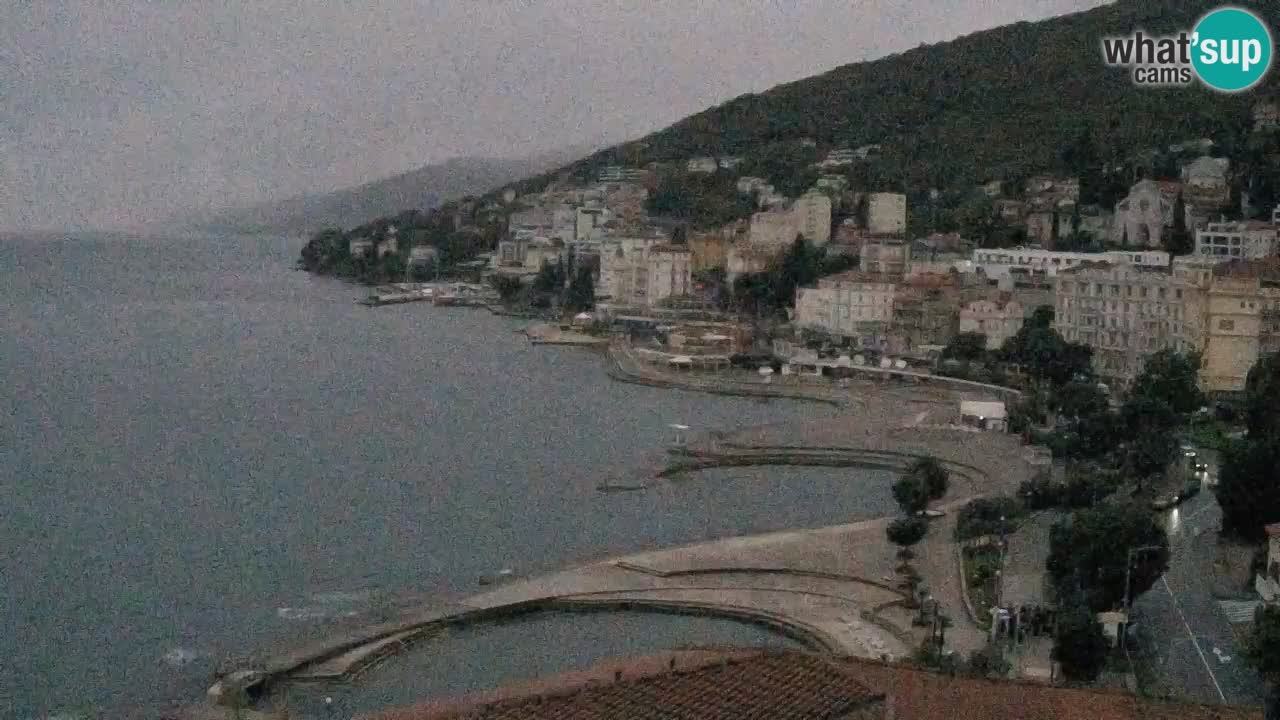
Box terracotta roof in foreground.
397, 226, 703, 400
359, 648, 1265, 720
360, 649, 884, 720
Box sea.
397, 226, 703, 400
0, 233, 896, 718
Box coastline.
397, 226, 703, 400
196, 352, 1035, 714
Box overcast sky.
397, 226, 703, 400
0, 1, 1108, 232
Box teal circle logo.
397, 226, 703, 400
1191, 7, 1273, 92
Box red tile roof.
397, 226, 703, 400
363, 650, 883, 720
359, 649, 1263, 720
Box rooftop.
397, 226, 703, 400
359, 649, 1264, 720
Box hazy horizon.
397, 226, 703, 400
1, 1, 1108, 233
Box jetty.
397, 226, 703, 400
359, 282, 498, 307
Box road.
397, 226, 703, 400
1131, 460, 1266, 707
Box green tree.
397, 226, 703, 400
1052, 602, 1109, 682
533, 259, 565, 295
565, 267, 596, 313
1127, 350, 1204, 417
1216, 436, 1280, 541
886, 516, 929, 559
908, 456, 949, 501
941, 332, 989, 363
1165, 193, 1193, 255
1244, 352, 1280, 440
893, 473, 932, 516
1046, 503, 1169, 612
1246, 604, 1280, 716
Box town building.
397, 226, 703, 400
981, 179, 1004, 197
717, 156, 742, 170
407, 246, 438, 267
959, 295, 1025, 350
888, 274, 965, 351
1053, 263, 1201, 387
348, 238, 373, 257
866, 193, 906, 236
686, 157, 718, 173
1194, 221, 1280, 261
687, 221, 745, 272
819, 147, 857, 168
793, 189, 832, 246
736, 177, 769, 195
959, 400, 1008, 432
1181, 156, 1232, 209
971, 247, 1169, 286
748, 207, 799, 249
861, 236, 911, 276
794, 271, 897, 347
597, 165, 648, 183
646, 244, 693, 304
853, 143, 881, 160
725, 240, 776, 281
597, 230, 667, 304
1201, 259, 1280, 391
1111, 179, 1184, 248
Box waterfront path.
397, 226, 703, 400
199, 380, 1036, 714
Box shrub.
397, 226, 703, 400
956, 496, 1023, 540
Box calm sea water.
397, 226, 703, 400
0, 234, 894, 718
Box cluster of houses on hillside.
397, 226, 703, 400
393, 99, 1280, 397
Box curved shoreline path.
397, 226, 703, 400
200, 373, 1037, 714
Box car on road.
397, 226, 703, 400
1151, 479, 1203, 510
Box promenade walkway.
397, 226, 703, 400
197, 366, 1035, 716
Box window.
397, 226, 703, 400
1176, 289, 1182, 299
1220, 319, 1235, 331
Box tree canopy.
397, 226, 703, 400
1046, 503, 1169, 613
1053, 602, 1110, 682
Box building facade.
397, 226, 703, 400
866, 193, 907, 236
646, 245, 693, 305
862, 237, 911, 276
959, 297, 1025, 350
794, 272, 897, 345
1111, 180, 1183, 248
1053, 264, 1200, 387
1194, 221, 1280, 261
972, 247, 1169, 284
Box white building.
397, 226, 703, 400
854, 144, 882, 160
820, 148, 856, 168
575, 206, 610, 243
794, 272, 897, 342
793, 189, 832, 246
349, 238, 373, 257
958, 400, 1008, 432
686, 157, 718, 174
718, 156, 742, 170
971, 247, 1170, 284
408, 246, 438, 267
737, 177, 769, 195
646, 244, 693, 304
1194, 221, 1280, 261
959, 297, 1025, 349
867, 193, 907, 236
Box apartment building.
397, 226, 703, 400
1194, 221, 1280, 261
1201, 259, 1280, 390
1053, 264, 1201, 387
794, 272, 897, 346
646, 244, 693, 304
959, 296, 1025, 350
862, 237, 911, 276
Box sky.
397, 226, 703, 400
0, 0, 1109, 232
